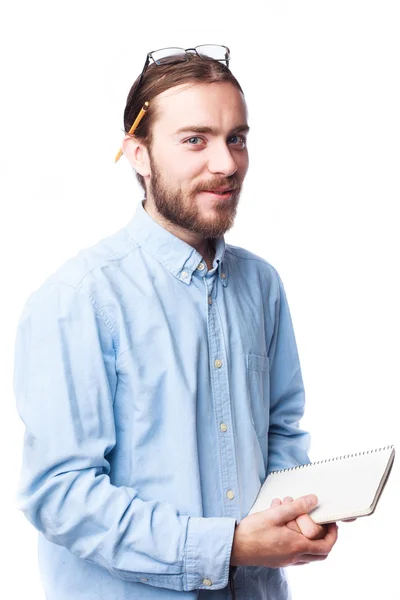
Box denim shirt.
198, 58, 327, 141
14, 200, 309, 599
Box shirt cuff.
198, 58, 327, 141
184, 516, 236, 591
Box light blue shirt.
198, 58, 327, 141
14, 201, 309, 600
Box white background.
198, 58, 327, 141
1, 1, 399, 598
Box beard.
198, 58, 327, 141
147, 154, 242, 239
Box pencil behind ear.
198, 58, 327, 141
115, 101, 150, 163
121, 136, 151, 177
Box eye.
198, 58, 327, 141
228, 134, 247, 148
184, 136, 205, 146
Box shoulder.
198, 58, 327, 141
21, 225, 139, 319
225, 243, 282, 288
29, 226, 137, 295
18, 226, 139, 350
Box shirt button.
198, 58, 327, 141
181, 271, 188, 279
220, 423, 228, 432
203, 578, 212, 587
197, 262, 205, 271
140, 578, 148, 582
214, 359, 223, 369
227, 490, 235, 500
208, 296, 213, 305
221, 272, 226, 279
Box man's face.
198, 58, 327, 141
145, 81, 249, 238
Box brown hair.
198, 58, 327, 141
123, 53, 244, 192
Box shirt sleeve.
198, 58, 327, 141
267, 272, 310, 473
14, 282, 236, 592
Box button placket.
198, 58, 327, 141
205, 276, 240, 520
204, 273, 215, 308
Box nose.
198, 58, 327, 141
207, 142, 238, 177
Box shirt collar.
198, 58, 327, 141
125, 201, 228, 286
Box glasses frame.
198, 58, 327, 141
136, 44, 230, 92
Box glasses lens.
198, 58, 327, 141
195, 45, 229, 62
151, 47, 187, 65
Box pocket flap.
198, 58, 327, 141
248, 353, 269, 372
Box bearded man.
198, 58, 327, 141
14, 45, 337, 600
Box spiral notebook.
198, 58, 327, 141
248, 445, 395, 524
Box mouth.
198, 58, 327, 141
200, 189, 234, 199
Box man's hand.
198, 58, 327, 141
271, 496, 328, 540
230, 494, 338, 568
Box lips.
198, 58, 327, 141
203, 188, 233, 195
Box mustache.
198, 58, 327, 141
191, 177, 240, 193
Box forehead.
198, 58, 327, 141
152, 81, 247, 132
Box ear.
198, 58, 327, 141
121, 136, 151, 177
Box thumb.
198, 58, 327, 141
273, 494, 318, 525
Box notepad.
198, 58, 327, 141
248, 445, 395, 524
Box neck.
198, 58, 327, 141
205, 240, 215, 271
143, 199, 215, 265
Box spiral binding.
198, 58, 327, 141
270, 445, 395, 475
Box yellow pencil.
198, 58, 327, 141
114, 101, 150, 163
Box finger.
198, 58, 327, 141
295, 515, 327, 540
292, 554, 329, 565
270, 498, 301, 533
270, 497, 282, 508
285, 519, 302, 533
281, 496, 303, 533
303, 523, 339, 555
323, 522, 339, 546
273, 494, 318, 525
280, 497, 305, 534
281, 496, 327, 539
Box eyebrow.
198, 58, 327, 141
174, 124, 250, 136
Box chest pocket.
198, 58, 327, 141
247, 353, 270, 439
